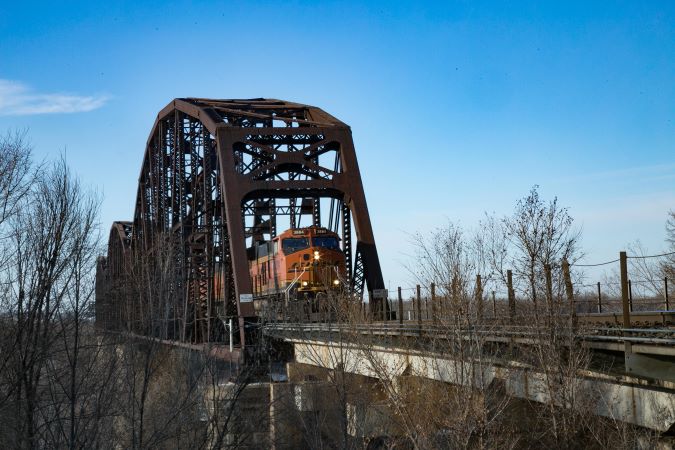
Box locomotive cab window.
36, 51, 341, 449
282, 237, 309, 254
312, 236, 340, 250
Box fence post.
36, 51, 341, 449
416, 284, 422, 328
476, 274, 483, 320
380, 294, 385, 321
597, 282, 602, 313
665, 277, 670, 311
398, 287, 403, 325
507, 270, 515, 321
544, 264, 553, 306
492, 290, 496, 317
562, 259, 577, 312
431, 282, 437, 323
620, 251, 630, 328
451, 275, 459, 312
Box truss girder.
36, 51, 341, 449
98, 98, 386, 348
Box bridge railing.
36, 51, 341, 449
263, 321, 675, 349
255, 251, 675, 330
375, 252, 674, 327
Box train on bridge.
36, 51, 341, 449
95, 98, 388, 352
247, 225, 346, 299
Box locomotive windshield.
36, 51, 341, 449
312, 236, 340, 250
282, 237, 309, 254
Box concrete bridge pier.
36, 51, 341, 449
272, 362, 401, 448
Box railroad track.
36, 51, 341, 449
264, 321, 675, 357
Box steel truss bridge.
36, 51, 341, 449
95, 98, 386, 353
94, 98, 675, 436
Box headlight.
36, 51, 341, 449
313, 251, 320, 260
333, 279, 340, 285
302, 281, 308, 286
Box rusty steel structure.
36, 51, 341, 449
96, 98, 386, 350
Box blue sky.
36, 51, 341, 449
1, 1, 673, 289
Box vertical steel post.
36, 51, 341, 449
382, 295, 386, 321
619, 251, 633, 371
665, 277, 670, 311
597, 282, 602, 313
544, 264, 553, 306
475, 274, 483, 320
398, 287, 403, 325
562, 259, 575, 326
620, 251, 630, 328
507, 270, 515, 321
431, 282, 437, 323
492, 290, 496, 317
416, 284, 422, 328
228, 318, 233, 353
628, 280, 633, 312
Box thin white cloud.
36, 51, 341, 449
0, 79, 109, 116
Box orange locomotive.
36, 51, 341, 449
248, 226, 346, 299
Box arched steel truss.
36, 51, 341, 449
96, 98, 385, 349
95, 221, 132, 330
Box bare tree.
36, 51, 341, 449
0, 130, 33, 233
0, 156, 104, 448
391, 188, 664, 448
660, 210, 675, 282
502, 185, 582, 310
0, 131, 35, 404
407, 222, 476, 293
